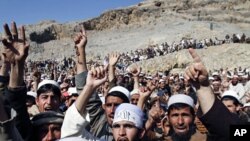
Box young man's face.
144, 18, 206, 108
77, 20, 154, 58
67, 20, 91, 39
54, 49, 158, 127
112, 121, 144, 141
103, 95, 124, 125
168, 106, 194, 136
222, 99, 237, 113
36, 91, 60, 112
36, 123, 61, 141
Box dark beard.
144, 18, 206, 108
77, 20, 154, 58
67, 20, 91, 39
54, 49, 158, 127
170, 124, 196, 141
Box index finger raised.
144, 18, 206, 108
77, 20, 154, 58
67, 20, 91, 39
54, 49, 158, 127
81, 24, 86, 37
188, 48, 201, 63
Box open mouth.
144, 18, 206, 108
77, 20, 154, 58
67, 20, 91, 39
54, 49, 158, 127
175, 127, 187, 133
44, 107, 53, 111
118, 137, 129, 141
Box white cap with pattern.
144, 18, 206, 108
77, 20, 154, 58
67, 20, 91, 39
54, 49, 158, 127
113, 103, 144, 129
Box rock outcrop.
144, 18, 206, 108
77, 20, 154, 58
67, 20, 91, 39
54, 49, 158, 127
0, 0, 250, 73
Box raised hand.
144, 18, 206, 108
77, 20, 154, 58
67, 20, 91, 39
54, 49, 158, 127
137, 81, 156, 109
86, 65, 108, 89
108, 52, 120, 66
184, 48, 214, 114
127, 63, 141, 77
32, 69, 41, 82
1, 22, 29, 63
184, 48, 209, 89
74, 25, 87, 56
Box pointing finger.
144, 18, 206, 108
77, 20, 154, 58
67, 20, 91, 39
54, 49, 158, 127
188, 48, 201, 63
81, 24, 87, 37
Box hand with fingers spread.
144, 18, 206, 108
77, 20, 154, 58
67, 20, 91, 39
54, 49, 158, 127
108, 52, 120, 83
108, 52, 120, 67
1, 22, 29, 87
184, 48, 209, 89
1, 22, 29, 64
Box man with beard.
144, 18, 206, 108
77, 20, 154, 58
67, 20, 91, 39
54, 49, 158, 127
184, 48, 241, 140
61, 65, 132, 141
166, 94, 206, 141
70, 25, 131, 141
229, 75, 245, 103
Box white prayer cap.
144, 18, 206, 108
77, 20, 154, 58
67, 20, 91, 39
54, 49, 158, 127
67, 87, 78, 96
238, 72, 244, 76
108, 86, 130, 102
227, 75, 232, 79
169, 76, 174, 80
113, 103, 144, 129
212, 81, 220, 85
27, 91, 37, 98
130, 89, 139, 96
37, 80, 60, 90
146, 76, 153, 80
221, 90, 240, 103
159, 79, 165, 83
139, 73, 145, 77
243, 103, 250, 108
212, 72, 219, 76
232, 75, 239, 78
243, 75, 248, 79
168, 94, 194, 108
209, 76, 214, 80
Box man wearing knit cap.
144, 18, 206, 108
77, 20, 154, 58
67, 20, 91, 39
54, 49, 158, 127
31, 111, 64, 141
166, 94, 206, 141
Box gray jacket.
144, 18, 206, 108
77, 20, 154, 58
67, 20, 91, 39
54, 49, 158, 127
75, 72, 113, 141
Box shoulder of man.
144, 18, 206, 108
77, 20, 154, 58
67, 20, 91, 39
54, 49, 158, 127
190, 130, 207, 141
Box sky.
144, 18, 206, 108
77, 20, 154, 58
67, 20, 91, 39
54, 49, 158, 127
0, 0, 142, 27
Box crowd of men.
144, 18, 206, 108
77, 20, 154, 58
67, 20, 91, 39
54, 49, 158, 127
0, 22, 250, 141
25, 32, 250, 76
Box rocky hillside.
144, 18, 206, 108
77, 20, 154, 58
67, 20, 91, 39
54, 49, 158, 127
0, 0, 250, 73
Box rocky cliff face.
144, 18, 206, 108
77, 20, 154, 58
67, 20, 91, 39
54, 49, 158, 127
1, 0, 250, 72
